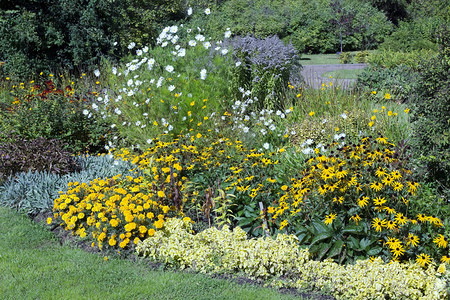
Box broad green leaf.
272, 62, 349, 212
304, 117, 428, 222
367, 246, 383, 256
317, 242, 333, 261
311, 220, 332, 235
310, 232, 332, 246
328, 240, 344, 258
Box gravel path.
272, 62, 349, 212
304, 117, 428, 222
301, 63, 367, 89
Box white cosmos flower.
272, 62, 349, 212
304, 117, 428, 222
112, 67, 117, 74
168, 85, 175, 92
161, 41, 168, 47
189, 40, 197, 47
200, 69, 207, 80
224, 29, 231, 38
157, 77, 164, 88
165, 65, 174, 73
143, 46, 148, 53
147, 139, 152, 144
263, 143, 270, 150
129, 64, 137, 71
187, 7, 193, 15
221, 49, 229, 55
235, 61, 241, 67
83, 109, 89, 115
127, 79, 133, 86
114, 108, 122, 115
171, 35, 179, 44
261, 128, 267, 135
92, 103, 98, 110
305, 138, 313, 145
136, 49, 142, 56
341, 113, 348, 119
205, 8, 211, 15
169, 26, 178, 33
243, 127, 249, 133
136, 121, 141, 126
203, 41, 211, 49
195, 34, 205, 42
128, 42, 135, 49
127, 90, 134, 96
94, 69, 100, 77
178, 48, 186, 57
302, 148, 314, 155
168, 125, 173, 131
269, 124, 276, 131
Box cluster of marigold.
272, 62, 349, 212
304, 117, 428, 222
267, 135, 449, 266
50, 174, 187, 251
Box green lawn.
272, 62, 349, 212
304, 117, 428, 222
322, 69, 365, 79
0, 207, 307, 300
300, 53, 341, 65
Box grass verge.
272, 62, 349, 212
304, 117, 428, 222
0, 206, 308, 300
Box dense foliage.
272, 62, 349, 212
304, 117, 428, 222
0, 137, 79, 183
0, 79, 111, 153
410, 26, 450, 195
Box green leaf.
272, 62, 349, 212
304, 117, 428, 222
309, 232, 332, 246
342, 224, 364, 235
366, 246, 383, 256
359, 238, 372, 250
317, 242, 333, 261
311, 220, 332, 235
328, 240, 344, 258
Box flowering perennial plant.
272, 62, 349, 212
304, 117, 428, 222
268, 135, 448, 265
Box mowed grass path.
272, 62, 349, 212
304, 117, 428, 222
0, 207, 304, 300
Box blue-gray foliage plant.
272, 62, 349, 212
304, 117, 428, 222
0, 154, 141, 216
226, 35, 301, 110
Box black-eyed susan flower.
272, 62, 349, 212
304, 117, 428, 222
433, 234, 448, 248
324, 213, 337, 225
406, 233, 419, 247
416, 253, 432, 267
372, 217, 386, 232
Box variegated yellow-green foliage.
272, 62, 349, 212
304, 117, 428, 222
136, 218, 448, 300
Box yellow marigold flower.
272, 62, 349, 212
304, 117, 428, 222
157, 191, 166, 198
47, 217, 52, 225
404, 108, 410, 113
134, 237, 141, 245
148, 228, 156, 237
154, 219, 164, 229
416, 253, 431, 267
324, 213, 337, 225
384, 93, 391, 99
110, 219, 119, 227
371, 91, 376, 95
109, 238, 117, 246
281, 185, 288, 191
124, 222, 137, 232
162, 206, 170, 213
146, 212, 154, 219
196, 133, 202, 139
309, 111, 315, 116
433, 234, 448, 248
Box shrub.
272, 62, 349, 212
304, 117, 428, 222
356, 65, 420, 103
0, 154, 138, 215
226, 35, 300, 111
0, 79, 111, 153
410, 25, 450, 194
355, 50, 369, 63
0, 1, 186, 79
338, 52, 353, 64
0, 136, 79, 183
367, 49, 436, 70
